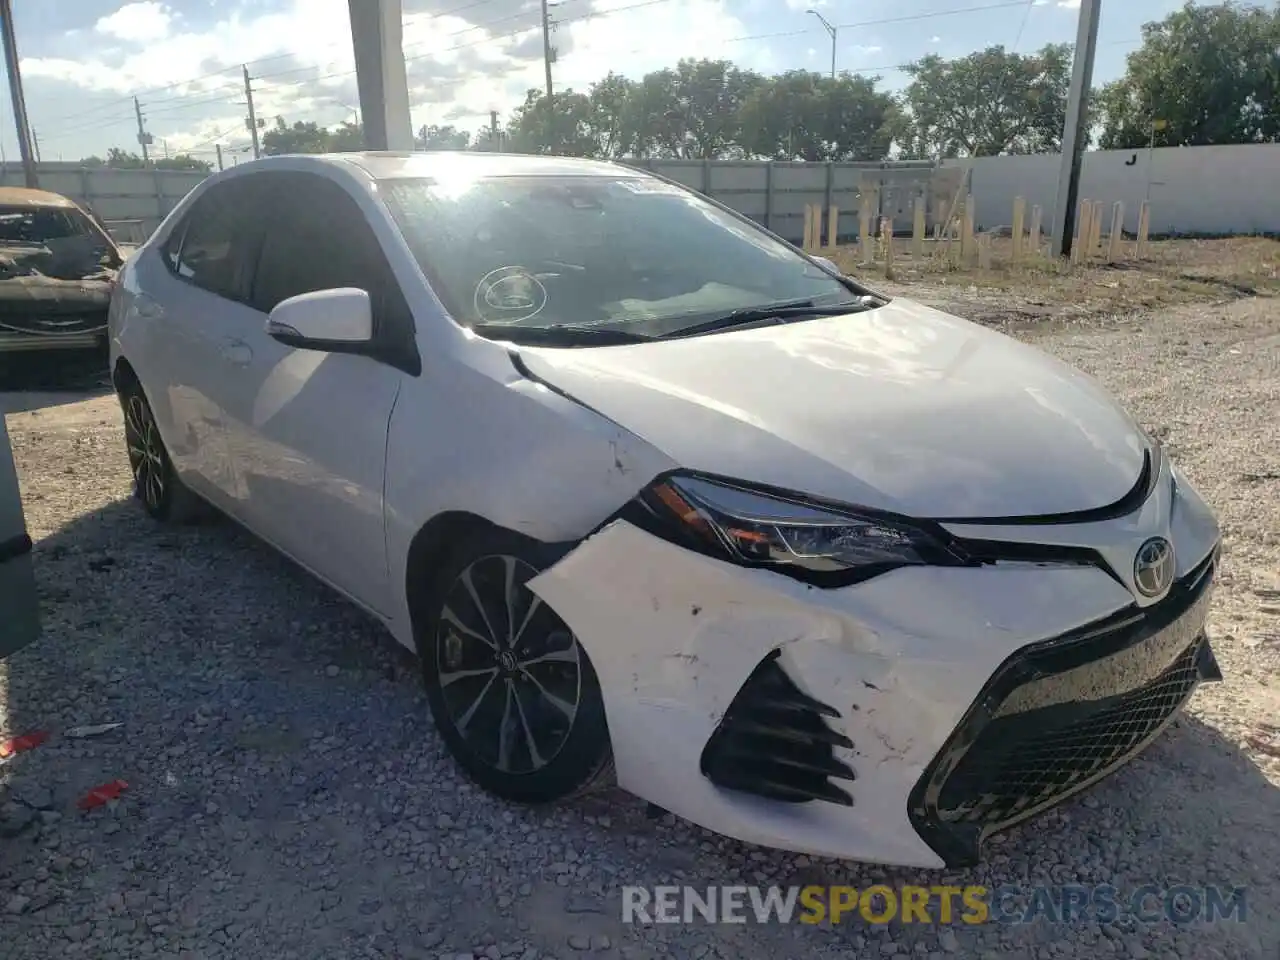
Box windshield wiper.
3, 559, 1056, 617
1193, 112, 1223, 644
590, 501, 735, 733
470, 322, 656, 345
660, 297, 876, 340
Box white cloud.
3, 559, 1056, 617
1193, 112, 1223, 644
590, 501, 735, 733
28, 0, 758, 158
787, 0, 824, 10
1058, 0, 1081, 7
95, 2, 174, 44
555, 0, 761, 89
929, 35, 941, 43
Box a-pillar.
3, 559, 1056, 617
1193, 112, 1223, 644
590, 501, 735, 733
347, 0, 414, 151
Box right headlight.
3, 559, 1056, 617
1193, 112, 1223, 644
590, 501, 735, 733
632, 474, 963, 585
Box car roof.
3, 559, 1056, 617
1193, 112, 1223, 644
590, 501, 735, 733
0, 187, 81, 210
241, 151, 646, 182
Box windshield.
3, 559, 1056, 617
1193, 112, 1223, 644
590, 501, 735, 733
381, 174, 866, 341
0, 206, 91, 244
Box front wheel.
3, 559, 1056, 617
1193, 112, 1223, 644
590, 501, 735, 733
117, 379, 204, 523
418, 528, 613, 803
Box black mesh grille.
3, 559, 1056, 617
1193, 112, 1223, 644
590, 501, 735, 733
700, 654, 856, 806
910, 547, 1221, 867
937, 636, 1206, 826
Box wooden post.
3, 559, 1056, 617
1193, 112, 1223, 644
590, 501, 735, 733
1029, 204, 1042, 258
934, 202, 947, 241
1106, 201, 1124, 263
1073, 199, 1091, 264
881, 217, 895, 279
978, 233, 992, 270
1091, 200, 1104, 256
1136, 200, 1151, 257
912, 197, 926, 260
1011, 196, 1025, 263
803, 204, 818, 251
961, 194, 975, 265
827, 204, 839, 249
858, 198, 873, 262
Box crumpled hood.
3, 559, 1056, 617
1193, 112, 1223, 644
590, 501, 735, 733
516, 298, 1148, 519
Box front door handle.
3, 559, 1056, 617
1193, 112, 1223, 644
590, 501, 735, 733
221, 338, 253, 366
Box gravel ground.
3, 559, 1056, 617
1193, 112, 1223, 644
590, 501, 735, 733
1, 296, 1278, 960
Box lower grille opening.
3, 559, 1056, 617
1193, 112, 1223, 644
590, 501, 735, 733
938, 636, 1207, 827
700, 653, 856, 806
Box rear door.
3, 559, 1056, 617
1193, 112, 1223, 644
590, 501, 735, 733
142, 177, 268, 509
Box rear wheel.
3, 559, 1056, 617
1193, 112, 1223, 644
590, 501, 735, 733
117, 379, 204, 523
418, 528, 613, 803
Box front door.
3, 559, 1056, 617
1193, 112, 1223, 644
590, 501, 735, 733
216, 171, 409, 616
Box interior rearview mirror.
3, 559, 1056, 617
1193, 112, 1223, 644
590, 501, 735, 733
266, 288, 373, 348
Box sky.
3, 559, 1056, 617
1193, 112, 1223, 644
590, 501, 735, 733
3, 0, 1196, 165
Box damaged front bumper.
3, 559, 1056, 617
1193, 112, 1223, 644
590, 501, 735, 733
528, 518, 1219, 869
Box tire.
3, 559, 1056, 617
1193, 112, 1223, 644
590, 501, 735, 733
417, 527, 614, 804
117, 378, 205, 523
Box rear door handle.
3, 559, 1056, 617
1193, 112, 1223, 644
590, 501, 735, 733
221, 338, 253, 366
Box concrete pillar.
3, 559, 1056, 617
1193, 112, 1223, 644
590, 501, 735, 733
348, 0, 414, 151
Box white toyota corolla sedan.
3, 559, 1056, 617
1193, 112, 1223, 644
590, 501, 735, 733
108, 151, 1222, 869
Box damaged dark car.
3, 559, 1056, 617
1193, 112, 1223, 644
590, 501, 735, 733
0, 187, 124, 356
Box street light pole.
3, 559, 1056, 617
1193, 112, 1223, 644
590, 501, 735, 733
807, 9, 837, 79
0, 0, 38, 188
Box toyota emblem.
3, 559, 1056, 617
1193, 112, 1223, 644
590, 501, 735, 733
1133, 537, 1175, 598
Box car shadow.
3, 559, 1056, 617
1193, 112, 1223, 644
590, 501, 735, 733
0, 349, 112, 414
1, 495, 1276, 959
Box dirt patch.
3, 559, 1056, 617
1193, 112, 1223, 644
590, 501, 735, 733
833, 236, 1280, 331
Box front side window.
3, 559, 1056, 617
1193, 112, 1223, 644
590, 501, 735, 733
381, 174, 865, 342
249, 173, 403, 334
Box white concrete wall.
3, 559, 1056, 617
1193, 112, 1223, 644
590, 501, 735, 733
7, 144, 1274, 247
944, 144, 1280, 236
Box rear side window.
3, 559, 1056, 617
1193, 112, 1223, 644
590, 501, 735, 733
249, 172, 409, 336
164, 178, 265, 302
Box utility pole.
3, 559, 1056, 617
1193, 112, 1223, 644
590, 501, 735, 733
489, 110, 499, 151
243, 65, 261, 159
1051, 0, 1101, 258
215, 144, 223, 171
133, 96, 152, 166
0, 0, 38, 188
807, 9, 837, 79
540, 0, 554, 100
30, 128, 39, 162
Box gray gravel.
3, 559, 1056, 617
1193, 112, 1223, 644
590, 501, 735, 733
2, 296, 1278, 960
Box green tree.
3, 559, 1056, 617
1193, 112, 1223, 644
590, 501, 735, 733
620, 59, 764, 158
586, 73, 643, 158
738, 71, 897, 160
506, 89, 601, 156
262, 118, 332, 155
897, 44, 1072, 158
1096, 2, 1280, 148
417, 124, 472, 150
105, 147, 146, 168
327, 121, 365, 152
155, 155, 212, 172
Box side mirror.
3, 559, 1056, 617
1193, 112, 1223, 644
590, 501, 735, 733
810, 255, 840, 274
266, 288, 373, 349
